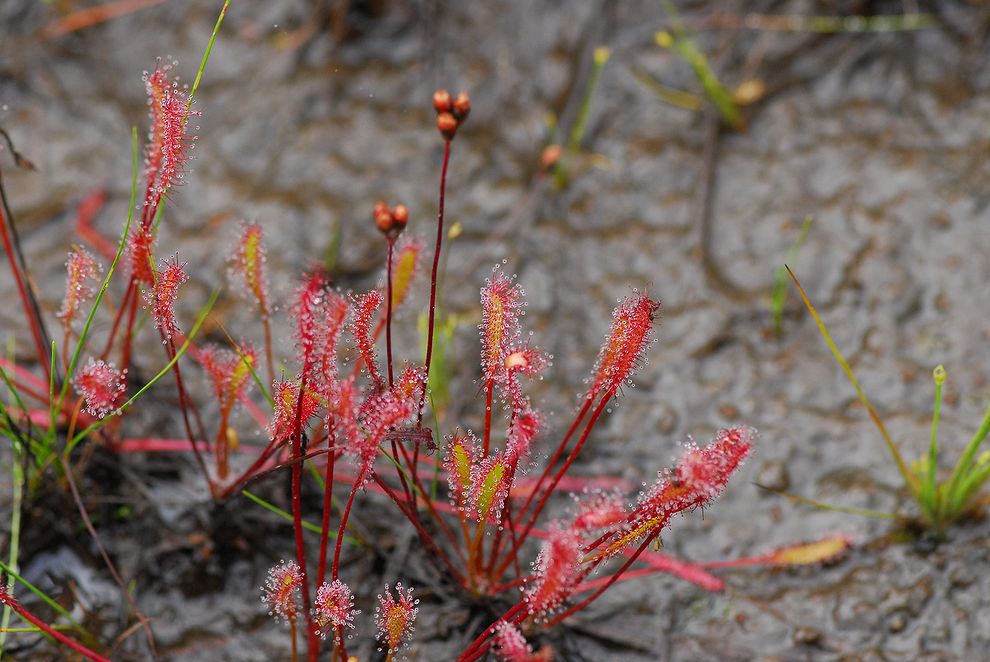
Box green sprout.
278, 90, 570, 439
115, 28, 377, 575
790, 268, 990, 534
769, 215, 812, 334
656, 0, 743, 130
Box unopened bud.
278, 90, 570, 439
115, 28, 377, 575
437, 112, 458, 140
373, 200, 389, 219
392, 204, 409, 227
541, 144, 562, 171
433, 89, 452, 113
453, 91, 471, 120
375, 211, 394, 234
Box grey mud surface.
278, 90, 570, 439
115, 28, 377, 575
3, 1, 990, 660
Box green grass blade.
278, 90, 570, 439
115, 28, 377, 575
755, 485, 900, 520
0, 560, 81, 629
770, 215, 812, 333
188, 0, 231, 104
921, 365, 945, 517
944, 399, 990, 517
950, 455, 990, 519
657, 1, 743, 130
0, 424, 25, 655
241, 490, 357, 544
568, 46, 610, 153
787, 266, 919, 494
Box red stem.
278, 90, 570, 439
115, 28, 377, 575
546, 532, 658, 627
419, 139, 452, 424
262, 310, 274, 387
316, 420, 337, 586
482, 381, 493, 455
163, 334, 211, 484
0, 202, 50, 379
120, 284, 140, 372
492, 395, 599, 578
519, 395, 594, 515
393, 439, 464, 561
455, 602, 526, 662
331, 477, 361, 581
385, 237, 395, 388
289, 378, 318, 660
0, 591, 110, 662
522, 392, 612, 534
371, 472, 467, 586
99, 279, 135, 360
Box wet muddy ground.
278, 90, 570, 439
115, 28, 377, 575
3, 0, 990, 659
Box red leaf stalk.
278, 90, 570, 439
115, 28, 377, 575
0, 588, 110, 662
420, 138, 451, 422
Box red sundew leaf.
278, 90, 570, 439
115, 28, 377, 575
589, 293, 660, 398
525, 526, 582, 618
503, 345, 550, 412
140, 59, 199, 225
57, 245, 102, 329
269, 379, 321, 443
291, 269, 331, 377
591, 426, 756, 561
350, 388, 416, 474
198, 343, 256, 409
374, 582, 419, 653
146, 254, 189, 340
313, 579, 359, 639
493, 620, 554, 662
469, 453, 511, 523
571, 492, 627, 534
388, 236, 424, 311
314, 290, 349, 390
261, 560, 303, 623
126, 228, 156, 285
479, 269, 525, 384
350, 289, 385, 389
635, 426, 756, 521
506, 406, 542, 462
73, 358, 126, 419
228, 222, 270, 316
636, 550, 725, 592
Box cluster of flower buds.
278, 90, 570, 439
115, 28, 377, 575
433, 88, 471, 140
373, 200, 409, 237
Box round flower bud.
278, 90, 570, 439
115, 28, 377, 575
375, 211, 394, 234
392, 204, 409, 227
433, 89, 452, 113
373, 200, 389, 220
437, 112, 458, 140
453, 91, 471, 120
541, 144, 562, 171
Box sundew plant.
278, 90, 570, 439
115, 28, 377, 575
0, 4, 778, 661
